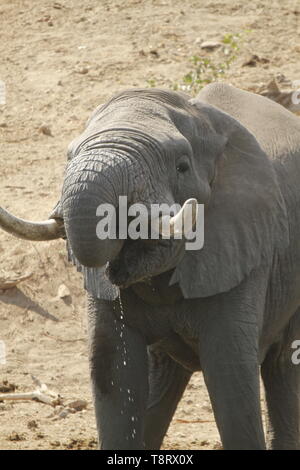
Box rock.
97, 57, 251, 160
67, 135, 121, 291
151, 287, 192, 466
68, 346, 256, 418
50, 441, 61, 447
67, 399, 88, 412
257, 78, 300, 114
8, 432, 26, 441
57, 284, 71, 299
57, 409, 69, 419
78, 67, 89, 74
200, 40, 222, 50
242, 54, 270, 67
27, 420, 38, 430
75, 17, 87, 23
0, 380, 17, 393
39, 124, 53, 137
149, 49, 159, 58
200, 440, 210, 446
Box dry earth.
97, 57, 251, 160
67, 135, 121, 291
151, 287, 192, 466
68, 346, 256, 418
0, 0, 299, 450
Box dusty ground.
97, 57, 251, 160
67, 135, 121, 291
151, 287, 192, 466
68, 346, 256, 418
0, 0, 299, 450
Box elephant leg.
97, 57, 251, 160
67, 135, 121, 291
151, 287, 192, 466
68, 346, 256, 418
261, 309, 300, 449
87, 295, 148, 450
144, 346, 192, 449
197, 301, 266, 449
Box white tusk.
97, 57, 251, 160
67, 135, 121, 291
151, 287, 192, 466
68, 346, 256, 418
0, 206, 64, 241
159, 198, 198, 238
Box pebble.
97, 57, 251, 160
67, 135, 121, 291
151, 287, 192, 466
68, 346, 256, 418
39, 124, 53, 137
200, 40, 222, 50
57, 284, 71, 299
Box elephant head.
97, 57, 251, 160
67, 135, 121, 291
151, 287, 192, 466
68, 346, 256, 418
0, 88, 288, 300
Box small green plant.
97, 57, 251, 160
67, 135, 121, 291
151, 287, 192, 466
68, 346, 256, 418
173, 31, 247, 95
222, 32, 241, 52
146, 78, 157, 88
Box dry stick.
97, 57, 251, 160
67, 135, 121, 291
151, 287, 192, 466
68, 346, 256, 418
0, 390, 56, 405
0, 375, 62, 407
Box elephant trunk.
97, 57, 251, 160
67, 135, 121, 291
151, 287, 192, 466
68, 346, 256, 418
62, 150, 135, 268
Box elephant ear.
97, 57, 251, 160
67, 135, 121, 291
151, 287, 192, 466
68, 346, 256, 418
170, 101, 289, 298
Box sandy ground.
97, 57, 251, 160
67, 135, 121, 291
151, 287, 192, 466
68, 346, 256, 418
0, 0, 299, 450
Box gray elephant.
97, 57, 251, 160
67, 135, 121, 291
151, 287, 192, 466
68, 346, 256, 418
1, 83, 300, 450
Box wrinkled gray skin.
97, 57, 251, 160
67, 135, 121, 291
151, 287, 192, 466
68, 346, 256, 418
54, 84, 300, 450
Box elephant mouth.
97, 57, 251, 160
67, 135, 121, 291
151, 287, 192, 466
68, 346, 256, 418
104, 199, 198, 287
106, 238, 172, 288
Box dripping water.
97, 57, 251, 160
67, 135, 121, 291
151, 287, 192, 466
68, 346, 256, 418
113, 292, 137, 440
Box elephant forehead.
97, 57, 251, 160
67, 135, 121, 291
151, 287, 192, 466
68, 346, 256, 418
94, 100, 176, 130
67, 91, 199, 161
104, 87, 191, 112
69, 121, 193, 164
96, 92, 212, 148
78, 129, 193, 164
88, 90, 194, 132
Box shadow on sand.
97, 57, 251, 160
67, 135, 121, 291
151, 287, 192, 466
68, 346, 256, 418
0, 287, 59, 322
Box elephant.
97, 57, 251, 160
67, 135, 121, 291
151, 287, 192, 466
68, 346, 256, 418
1, 82, 300, 450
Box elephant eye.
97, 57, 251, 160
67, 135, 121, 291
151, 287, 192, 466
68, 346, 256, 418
176, 161, 189, 174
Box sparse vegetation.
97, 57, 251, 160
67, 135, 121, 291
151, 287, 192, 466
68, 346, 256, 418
173, 32, 245, 95
146, 78, 157, 88
147, 31, 250, 95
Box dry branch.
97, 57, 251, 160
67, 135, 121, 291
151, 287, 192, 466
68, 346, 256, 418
0, 272, 33, 290
0, 375, 62, 407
